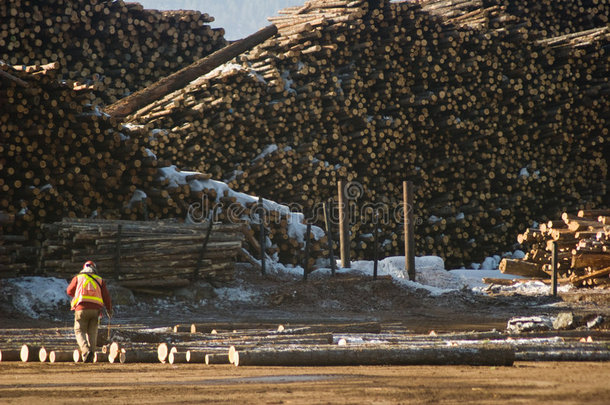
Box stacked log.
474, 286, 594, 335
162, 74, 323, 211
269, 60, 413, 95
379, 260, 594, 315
127, 0, 609, 268
39, 218, 244, 287
503, 209, 610, 287
0, 0, 226, 105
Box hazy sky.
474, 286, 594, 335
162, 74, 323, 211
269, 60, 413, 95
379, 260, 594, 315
136, 0, 303, 40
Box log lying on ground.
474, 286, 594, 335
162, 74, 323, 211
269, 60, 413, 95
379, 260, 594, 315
0, 350, 21, 362
50, 351, 77, 363
119, 350, 160, 364
232, 345, 515, 367
20, 345, 42, 362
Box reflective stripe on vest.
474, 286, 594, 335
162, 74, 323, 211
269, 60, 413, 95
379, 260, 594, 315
71, 273, 104, 309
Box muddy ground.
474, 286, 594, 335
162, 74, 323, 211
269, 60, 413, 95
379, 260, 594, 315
1, 265, 610, 403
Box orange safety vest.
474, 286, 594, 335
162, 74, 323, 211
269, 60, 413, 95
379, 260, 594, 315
71, 273, 105, 309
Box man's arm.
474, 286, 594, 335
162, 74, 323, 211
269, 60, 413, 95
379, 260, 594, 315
66, 277, 77, 298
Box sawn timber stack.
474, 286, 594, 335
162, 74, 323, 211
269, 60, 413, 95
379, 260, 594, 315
40, 218, 244, 287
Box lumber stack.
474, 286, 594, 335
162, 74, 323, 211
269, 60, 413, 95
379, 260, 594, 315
39, 218, 244, 287
503, 209, 610, 287
127, 0, 609, 268
0, 0, 226, 105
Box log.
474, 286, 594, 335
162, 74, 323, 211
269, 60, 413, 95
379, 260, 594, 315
20, 345, 42, 362
186, 350, 207, 363
168, 351, 188, 364
499, 259, 547, 278
157, 343, 178, 363
232, 345, 515, 366
206, 353, 231, 365
73, 349, 82, 363
38, 347, 50, 362
105, 24, 278, 118
94, 352, 109, 363
0, 350, 21, 362
50, 351, 77, 363
120, 350, 160, 363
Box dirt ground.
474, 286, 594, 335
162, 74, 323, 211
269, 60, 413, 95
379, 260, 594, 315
2, 266, 610, 403
1, 361, 609, 404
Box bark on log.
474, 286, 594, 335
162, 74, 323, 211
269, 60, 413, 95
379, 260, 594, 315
50, 351, 77, 363
168, 351, 188, 364
0, 350, 21, 362
105, 24, 278, 118
20, 345, 42, 362
499, 258, 547, 278
232, 345, 515, 366
120, 350, 160, 363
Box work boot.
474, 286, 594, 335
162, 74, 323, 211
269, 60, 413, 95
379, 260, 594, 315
83, 351, 94, 363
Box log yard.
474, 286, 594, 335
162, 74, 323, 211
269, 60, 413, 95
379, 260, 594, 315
0, 0, 609, 403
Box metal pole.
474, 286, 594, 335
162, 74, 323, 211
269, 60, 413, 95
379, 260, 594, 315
303, 222, 312, 281
403, 181, 415, 281
338, 181, 350, 268
258, 196, 266, 276
323, 201, 336, 276
551, 241, 558, 296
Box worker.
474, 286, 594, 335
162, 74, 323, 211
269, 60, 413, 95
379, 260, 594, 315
66, 260, 113, 363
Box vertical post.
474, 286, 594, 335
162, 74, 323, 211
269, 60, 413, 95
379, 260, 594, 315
303, 222, 312, 281
373, 212, 379, 281
114, 224, 122, 279
258, 197, 266, 276
338, 181, 350, 268
403, 181, 415, 281
551, 241, 558, 297
323, 201, 336, 276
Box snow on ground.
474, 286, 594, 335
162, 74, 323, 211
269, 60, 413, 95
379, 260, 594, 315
2, 277, 69, 320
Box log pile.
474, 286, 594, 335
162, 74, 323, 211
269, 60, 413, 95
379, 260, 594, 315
0, 62, 323, 275
0, 0, 226, 105
502, 209, 610, 287
3, 322, 610, 364
127, 0, 609, 268
39, 218, 244, 287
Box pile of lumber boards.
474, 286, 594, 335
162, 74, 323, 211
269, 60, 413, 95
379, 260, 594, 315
0, 0, 226, 105
40, 218, 244, 287
127, 0, 609, 268
4, 322, 610, 365
501, 209, 610, 287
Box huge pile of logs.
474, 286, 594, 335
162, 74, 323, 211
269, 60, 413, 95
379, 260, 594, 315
501, 209, 610, 288
0, 211, 35, 277
39, 218, 244, 287
0, 0, 226, 105
4, 322, 610, 365
0, 61, 324, 275
127, 0, 609, 268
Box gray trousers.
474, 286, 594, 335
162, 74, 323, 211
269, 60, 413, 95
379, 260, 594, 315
74, 309, 100, 359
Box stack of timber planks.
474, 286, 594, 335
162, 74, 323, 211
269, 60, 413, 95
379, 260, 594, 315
0, 0, 226, 105
127, 0, 609, 268
502, 209, 610, 288
40, 218, 244, 287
